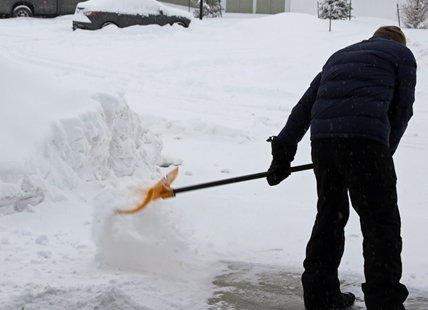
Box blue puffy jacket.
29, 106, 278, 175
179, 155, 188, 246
277, 34, 417, 153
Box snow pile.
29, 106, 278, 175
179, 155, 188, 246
0, 55, 163, 214
44, 92, 162, 183
0, 93, 163, 214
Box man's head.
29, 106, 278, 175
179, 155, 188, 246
373, 26, 406, 46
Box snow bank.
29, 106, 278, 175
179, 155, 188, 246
0, 55, 163, 214
0, 92, 163, 213
44, 92, 162, 184
0, 91, 163, 214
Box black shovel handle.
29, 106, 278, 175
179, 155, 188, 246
173, 163, 313, 195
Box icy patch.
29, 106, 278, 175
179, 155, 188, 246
2, 284, 151, 310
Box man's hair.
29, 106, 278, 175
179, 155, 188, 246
373, 26, 406, 46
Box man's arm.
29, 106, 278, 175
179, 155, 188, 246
388, 51, 417, 154
277, 72, 322, 146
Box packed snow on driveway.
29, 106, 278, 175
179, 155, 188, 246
1, 10, 427, 310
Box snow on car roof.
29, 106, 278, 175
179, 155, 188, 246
76, 0, 192, 18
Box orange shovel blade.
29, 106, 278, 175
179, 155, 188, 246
115, 167, 179, 215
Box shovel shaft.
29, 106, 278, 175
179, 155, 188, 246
173, 163, 313, 195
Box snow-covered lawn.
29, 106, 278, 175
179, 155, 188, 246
0, 10, 427, 309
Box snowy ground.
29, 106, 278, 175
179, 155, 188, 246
0, 9, 427, 310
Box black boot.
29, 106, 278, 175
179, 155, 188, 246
331, 292, 355, 309
305, 292, 355, 310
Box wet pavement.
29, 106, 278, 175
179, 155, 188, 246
208, 261, 428, 310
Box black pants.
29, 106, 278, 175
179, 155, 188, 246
302, 139, 408, 310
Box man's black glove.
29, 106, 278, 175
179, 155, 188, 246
267, 136, 297, 186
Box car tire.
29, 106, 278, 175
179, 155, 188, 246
173, 21, 188, 28
101, 22, 117, 28
12, 5, 33, 17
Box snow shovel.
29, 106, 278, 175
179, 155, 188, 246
116, 163, 314, 215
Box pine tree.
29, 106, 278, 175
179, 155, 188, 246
192, 0, 223, 18
401, 0, 428, 29
319, 0, 352, 20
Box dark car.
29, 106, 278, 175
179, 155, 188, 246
0, 0, 84, 18
72, 0, 192, 30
